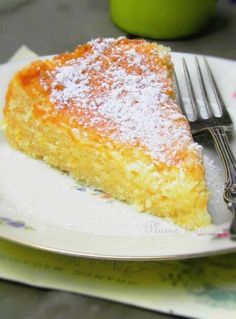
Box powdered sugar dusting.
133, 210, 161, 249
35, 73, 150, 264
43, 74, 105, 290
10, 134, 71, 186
40, 37, 199, 166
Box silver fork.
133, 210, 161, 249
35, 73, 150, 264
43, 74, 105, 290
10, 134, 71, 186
174, 57, 236, 239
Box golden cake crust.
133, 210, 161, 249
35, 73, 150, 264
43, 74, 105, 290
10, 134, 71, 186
6, 38, 198, 167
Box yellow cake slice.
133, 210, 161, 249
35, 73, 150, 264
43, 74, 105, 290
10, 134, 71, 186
3, 37, 210, 229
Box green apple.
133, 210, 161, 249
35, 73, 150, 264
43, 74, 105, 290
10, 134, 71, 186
109, 0, 216, 39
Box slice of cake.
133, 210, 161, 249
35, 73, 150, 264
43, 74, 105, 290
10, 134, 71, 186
3, 37, 210, 230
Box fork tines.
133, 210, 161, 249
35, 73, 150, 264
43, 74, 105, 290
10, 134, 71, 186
175, 56, 233, 133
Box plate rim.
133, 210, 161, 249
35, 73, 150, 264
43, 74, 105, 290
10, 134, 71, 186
1, 233, 236, 261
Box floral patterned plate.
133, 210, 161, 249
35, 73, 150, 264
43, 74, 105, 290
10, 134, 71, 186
0, 53, 236, 260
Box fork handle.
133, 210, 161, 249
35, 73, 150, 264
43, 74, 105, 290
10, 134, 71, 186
208, 127, 236, 239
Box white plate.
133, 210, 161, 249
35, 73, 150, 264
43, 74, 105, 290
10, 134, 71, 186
0, 53, 236, 260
